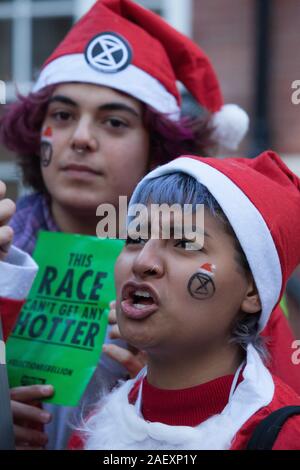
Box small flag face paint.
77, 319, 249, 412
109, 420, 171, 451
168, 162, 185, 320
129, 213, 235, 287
187, 263, 216, 300
43, 127, 53, 138
40, 127, 53, 167
198, 263, 216, 276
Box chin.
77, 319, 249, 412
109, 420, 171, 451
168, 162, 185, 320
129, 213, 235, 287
119, 320, 158, 351
58, 191, 100, 213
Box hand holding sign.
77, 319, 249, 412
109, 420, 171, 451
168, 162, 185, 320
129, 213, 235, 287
0, 180, 15, 260
10, 384, 53, 449
7, 233, 124, 406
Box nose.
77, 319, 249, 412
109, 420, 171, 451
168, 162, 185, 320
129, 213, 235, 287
132, 240, 164, 280
71, 116, 98, 153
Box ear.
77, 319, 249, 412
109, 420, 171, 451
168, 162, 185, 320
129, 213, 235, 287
241, 277, 262, 314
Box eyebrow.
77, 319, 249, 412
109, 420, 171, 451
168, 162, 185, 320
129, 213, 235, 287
48, 95, 77, 107
140, 221, 211, 239
169, 226, 211, 239
168, 222, 211, 237
48, 96, 140, 117
98, 103, 140, 117
190, 225, 211, 238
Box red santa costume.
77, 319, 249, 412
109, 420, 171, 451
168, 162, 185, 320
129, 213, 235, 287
79, 151, 300, 450
0, 246, 37, 342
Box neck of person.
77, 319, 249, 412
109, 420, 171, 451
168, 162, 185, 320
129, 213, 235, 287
146, 341, 245, 390
51, 200, 98, 236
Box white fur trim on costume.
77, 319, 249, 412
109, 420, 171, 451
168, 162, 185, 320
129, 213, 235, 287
135, 157, 282, 332
33, 54, 180, 119
83, 344, 274, 450
0, 340, 5, 364
211, 104, 249, 150
0, 246, 38, 300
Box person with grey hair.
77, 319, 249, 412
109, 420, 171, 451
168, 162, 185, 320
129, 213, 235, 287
74, 151, 300, 450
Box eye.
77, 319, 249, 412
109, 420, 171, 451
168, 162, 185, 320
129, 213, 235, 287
51, 111, 72, 122
174, 239, 203, 251
104, 117, 128, 129
126, 236, 147, 246
174, 239, 190, 249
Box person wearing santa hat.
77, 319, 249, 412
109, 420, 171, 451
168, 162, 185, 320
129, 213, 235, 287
0, 0, 297, 450
0, 0, 252, 450
79, 150, 300, 450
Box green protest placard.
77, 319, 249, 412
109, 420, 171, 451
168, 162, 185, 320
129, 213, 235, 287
6, 231, 124, 406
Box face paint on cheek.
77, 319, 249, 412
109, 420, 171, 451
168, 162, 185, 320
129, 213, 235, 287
187, 263, 216, 300
40, 127, 53, 168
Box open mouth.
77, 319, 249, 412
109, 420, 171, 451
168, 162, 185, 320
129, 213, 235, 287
121, 284, 159, 320
132, 290, 155, 308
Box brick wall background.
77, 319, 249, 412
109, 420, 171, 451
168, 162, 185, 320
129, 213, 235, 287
192, 0, 300, 171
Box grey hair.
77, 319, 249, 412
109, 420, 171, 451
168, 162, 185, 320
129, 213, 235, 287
230, 313, 268, 362
131, 172, 268, 360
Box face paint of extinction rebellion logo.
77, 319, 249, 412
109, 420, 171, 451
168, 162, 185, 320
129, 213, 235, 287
188, 263, 216, 300
84, 32, 132, 73
40, 127, 53, 168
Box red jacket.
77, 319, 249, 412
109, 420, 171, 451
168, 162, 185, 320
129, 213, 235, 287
262, 305, 300, 395
230, 376, 300, 450
1, 297, 26, 342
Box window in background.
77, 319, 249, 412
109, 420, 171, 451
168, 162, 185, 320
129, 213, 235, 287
0, 0, 74, 197
32, 16, 73, 80
0, 20, 12, 81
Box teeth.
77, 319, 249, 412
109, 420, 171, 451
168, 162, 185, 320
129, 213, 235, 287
134, 290, 152, 299
133, 304, 147, 310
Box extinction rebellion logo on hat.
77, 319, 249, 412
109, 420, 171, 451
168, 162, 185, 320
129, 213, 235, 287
84, 32, 132, 73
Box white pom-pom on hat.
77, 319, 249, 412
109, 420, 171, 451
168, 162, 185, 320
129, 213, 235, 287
211, 104, 249, 151
32, 0, 250, 151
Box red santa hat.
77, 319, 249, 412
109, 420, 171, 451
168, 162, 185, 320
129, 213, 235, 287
132, 151, 300, 332
33, 0, 249, 151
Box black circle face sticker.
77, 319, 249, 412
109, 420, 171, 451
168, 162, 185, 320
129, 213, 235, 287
85, 32, 132, 73
40, 141, 53, 167
188, 272, 216, 300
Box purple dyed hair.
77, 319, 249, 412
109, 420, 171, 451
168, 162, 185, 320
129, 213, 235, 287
0, 84, 214, 193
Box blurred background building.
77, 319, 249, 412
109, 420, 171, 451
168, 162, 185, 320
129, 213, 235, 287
0, 0, 299, 199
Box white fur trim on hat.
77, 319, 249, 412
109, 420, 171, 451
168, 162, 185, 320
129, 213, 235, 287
33, 54, 180, 119
211, 104, 249, 151
0, 246, 38, 300
132, 157, 282, 332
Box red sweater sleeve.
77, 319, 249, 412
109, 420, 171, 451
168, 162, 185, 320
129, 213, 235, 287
0, 246, 37, 342
0, 297, 25, 342
231, 376, 300, 450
